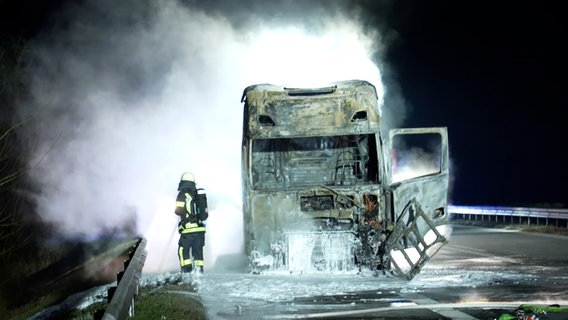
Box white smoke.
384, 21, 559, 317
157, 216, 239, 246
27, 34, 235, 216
20, 0, 393, 272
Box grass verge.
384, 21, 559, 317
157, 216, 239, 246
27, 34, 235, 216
130, 284, 206, 320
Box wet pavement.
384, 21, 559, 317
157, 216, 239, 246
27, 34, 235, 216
194, 225, 568, 319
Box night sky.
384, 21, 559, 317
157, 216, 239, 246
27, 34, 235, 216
1, 1, 566, 208
382, 2, 567, 207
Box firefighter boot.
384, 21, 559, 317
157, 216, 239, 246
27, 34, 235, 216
182, 265, 193, 273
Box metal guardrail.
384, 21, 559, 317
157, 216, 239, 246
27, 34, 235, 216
448, 205, 568, 228
95, 238, 147, 320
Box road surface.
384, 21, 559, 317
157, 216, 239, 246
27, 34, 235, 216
186, 224, 568, 319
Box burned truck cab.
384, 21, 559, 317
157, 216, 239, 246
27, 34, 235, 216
240, 80, 449, 279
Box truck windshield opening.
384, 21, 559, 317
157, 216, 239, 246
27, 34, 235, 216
250, 134, 379, 190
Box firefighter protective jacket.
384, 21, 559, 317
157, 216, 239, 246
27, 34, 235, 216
175, 181, 206, 234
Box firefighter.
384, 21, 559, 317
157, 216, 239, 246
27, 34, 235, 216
175, 172, 208, 273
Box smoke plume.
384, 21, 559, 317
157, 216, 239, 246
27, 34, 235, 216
19, 0, 402, 272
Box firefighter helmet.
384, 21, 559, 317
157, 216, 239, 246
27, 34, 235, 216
180, 172, 195, 183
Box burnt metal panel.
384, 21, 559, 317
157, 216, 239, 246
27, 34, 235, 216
243, 80, 381, 139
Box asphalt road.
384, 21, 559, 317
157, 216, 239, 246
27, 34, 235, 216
199, 224, 568, 320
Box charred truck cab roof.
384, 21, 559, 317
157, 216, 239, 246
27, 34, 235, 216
241, 80, 381, 139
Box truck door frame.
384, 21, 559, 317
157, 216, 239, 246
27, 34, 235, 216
384, 127, 450, 279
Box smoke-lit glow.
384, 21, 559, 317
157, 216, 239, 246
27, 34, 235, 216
20, 0, 390, 273
392, 164, 440, 183
429, 223, 453, 242
391, 133, 444, 183
241, 23, 384, 102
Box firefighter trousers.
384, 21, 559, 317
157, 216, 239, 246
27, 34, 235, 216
178, 232, 205, 272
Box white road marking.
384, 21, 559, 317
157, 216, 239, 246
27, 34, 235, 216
262, 301, 521, 319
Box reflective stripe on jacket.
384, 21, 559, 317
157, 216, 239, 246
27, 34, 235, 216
178, 222, 206, 233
